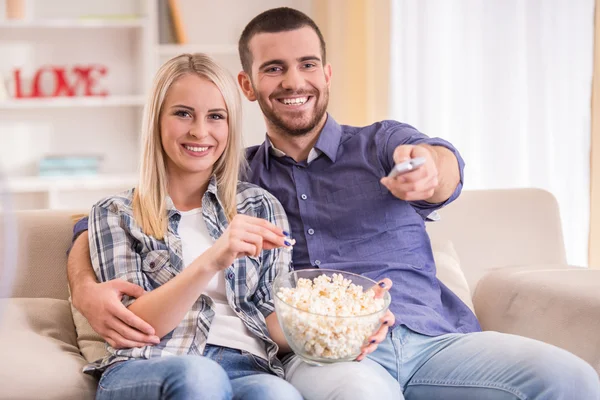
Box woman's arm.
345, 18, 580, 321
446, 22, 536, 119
90, 202, 221, 339
266, 312, 292, 354
252, 191, 294, 354
91, 202, 289, 340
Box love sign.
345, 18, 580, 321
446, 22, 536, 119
13, 65, 109, 98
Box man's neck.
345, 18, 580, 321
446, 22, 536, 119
266, 115, 327, 162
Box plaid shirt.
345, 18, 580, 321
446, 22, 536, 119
84, 177, 291, 378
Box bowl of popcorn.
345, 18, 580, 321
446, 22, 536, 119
273, 269, 391, 366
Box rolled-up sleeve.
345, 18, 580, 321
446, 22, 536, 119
252, 191, 292, 318
89, 200, 146, 307
382, 122, 465, 218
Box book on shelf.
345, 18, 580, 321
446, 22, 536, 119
158, 0, 176, 44
168, 0, 187, 44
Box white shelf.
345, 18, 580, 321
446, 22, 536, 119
0, 18, 146, 28
0, 95, 146, 109
158, 44, 238, 57
5, 174, 138, 193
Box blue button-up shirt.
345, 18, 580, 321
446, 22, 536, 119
246, 115, 480, 336
73, 115, 481, 337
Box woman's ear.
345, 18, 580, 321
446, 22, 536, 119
237, 72, 257, 102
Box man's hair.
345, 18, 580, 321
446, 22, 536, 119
238, 7, 327, 74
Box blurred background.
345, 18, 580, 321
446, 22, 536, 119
0, 0, 598, 268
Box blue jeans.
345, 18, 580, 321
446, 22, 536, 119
96, 345, 302, 400
368, 325, 600, 399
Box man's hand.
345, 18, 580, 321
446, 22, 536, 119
356, 278, 396, 361
72, 280, 160, 348
380, 144, 439, 202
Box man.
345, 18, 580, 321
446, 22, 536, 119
69, 7, 599, 400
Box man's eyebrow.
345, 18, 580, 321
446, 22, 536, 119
298, 56, 321, 63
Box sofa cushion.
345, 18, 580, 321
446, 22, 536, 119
0, 298, 97, 399
432, 239, 475, 312
69, 297, 108, 363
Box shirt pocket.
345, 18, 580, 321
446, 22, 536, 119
141, 250, 176, 286
325, 181, 392, 240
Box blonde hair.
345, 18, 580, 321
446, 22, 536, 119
133, 53, 246, 239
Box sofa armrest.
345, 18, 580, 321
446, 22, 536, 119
473, 265, 600, 375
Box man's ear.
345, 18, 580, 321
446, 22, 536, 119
324, 63, 332, 89
237, 71, 257, 101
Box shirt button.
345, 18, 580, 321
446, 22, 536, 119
227, 271, 234, 280
314, 260, 321, 266
301, 194, 308, 200
308, 228, 315, 235
235, 307, 241, 313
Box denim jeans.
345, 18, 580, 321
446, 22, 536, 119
367, 325, 600, 399
96, 344, 302, 400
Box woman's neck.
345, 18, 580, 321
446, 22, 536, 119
167, 169, 211, 211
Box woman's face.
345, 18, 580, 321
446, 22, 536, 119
160, 74, 229, 180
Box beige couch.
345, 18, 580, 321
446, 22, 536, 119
1, 188, 599, 399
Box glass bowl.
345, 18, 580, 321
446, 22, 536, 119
273, 269, 391, 366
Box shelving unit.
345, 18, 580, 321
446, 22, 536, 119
0, 18, 146, 28
0, 0, 311, 211
7, 174, 138, 193
0, 95, 146, 109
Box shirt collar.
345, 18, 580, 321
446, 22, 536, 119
263, 114, 342, 167
166, 175, 219, 217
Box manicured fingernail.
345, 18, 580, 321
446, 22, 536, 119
370, 339, 376, 344
283, 231, 290, 237
383, 320, 389, 325
378, 282, 386, 288
284, 240, 292, 246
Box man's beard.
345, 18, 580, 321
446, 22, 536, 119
256, 89, 329, 137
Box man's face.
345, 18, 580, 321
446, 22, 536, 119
244, 27, 332, 137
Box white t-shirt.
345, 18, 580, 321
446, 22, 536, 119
178, 208, 268, 360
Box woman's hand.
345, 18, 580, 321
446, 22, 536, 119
205, 214, 293, 271
356, 278, 395, 361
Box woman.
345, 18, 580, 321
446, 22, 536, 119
85, 53, 302, 400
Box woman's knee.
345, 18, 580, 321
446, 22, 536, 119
162, 356, 232, 400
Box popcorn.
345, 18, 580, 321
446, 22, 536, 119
276, 273, 385, 361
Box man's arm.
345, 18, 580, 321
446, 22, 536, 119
380, 143, 460, 204
416, 143, 460, 204
67, 229, 159, 348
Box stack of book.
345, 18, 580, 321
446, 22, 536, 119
38, 155, 102, 176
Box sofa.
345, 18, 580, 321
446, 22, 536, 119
0, 188, 599, 399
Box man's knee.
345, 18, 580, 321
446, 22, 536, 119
241, 375, 303, 400
546, 353, 599, 399
523, 344, 600, 399
163, 356, 232, 399
287, 359, 401, 400
330, 362, 399, 398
